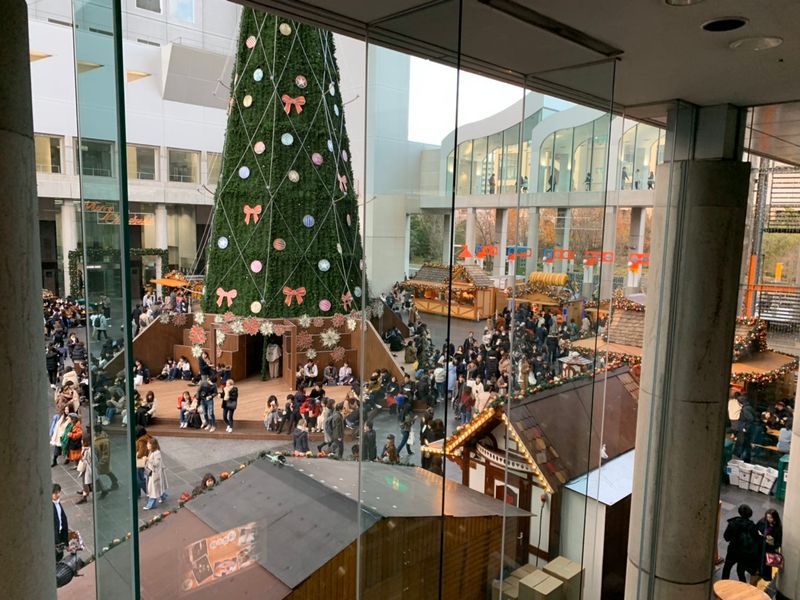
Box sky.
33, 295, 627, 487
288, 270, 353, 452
407, 57, 526, 145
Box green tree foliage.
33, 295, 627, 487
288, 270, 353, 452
203, 10, 365, 317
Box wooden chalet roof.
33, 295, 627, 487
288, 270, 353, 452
407, 263, 494, 289
606, 309, 645, 348
442, 367, 639, 494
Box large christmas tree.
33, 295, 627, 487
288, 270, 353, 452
203, 9, 366, 318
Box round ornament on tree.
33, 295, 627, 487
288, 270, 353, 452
319, 299, 331, 312
281, 133, 294, 146
279, 23, 292, 35
295, 75, 307, 88
253, 68, 263, 82
238, 166, 250, 179
250, 260, 263, 273
254, 141, 265, 154
217, 237, 229, 249
311, 153, 323, 166
288, 170, 300, 182
273, 238, 286, 251
250, 301, 262, 313
318, 259, 330, 272
303, 215, 315, 228
246, 36, 256, 48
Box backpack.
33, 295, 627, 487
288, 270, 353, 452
738, 522, 761, 557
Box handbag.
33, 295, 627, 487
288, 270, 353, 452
765, 552, 784, 569
76, 459, 86, 475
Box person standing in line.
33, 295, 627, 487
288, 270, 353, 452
584, 172, 592, 191
62, 413, 83, 466
634, 168, 641, 189
46, 344, 60, 388
722, 504, 761, 582
143, 437, 168, 510
221, 378, 238, 433
94, 424, 119, 497
647, 171, 655, 190
621, 166, 630, 190
76, 437, 94, 505
50, 406, 71, 467
736, 396, 757, 462
756, 509, 782, 583
488, 173, 496, 194
135, 426, 152, 498
728, 391, 742, 434
53, 484, 69, 561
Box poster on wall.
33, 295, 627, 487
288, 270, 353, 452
181, 521, 260, 592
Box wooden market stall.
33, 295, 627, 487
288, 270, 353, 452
404, 263, 495, 321
497, 271, 583, 324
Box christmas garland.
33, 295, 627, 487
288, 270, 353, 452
732, 317, 767, 361
68, 247, 170, 297
730, 351, 799, 385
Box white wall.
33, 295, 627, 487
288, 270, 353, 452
561, 489, 606, 600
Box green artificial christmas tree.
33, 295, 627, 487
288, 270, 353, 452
203, 9, 366, 318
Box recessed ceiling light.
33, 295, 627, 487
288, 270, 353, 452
702, 17, 748, 32
729, 36, 783, 51
665, 0, 705, 6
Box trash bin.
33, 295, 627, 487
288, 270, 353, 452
727, 459, 743, 487
750, 465, 767, 491
776, 454, 790, 501
738, 463, 753, 490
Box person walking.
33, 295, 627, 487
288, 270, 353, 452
50, 406, 71, 467
722, 504, 761, 582
397, 410, 415, 457
135, 426, 152, 498
362, 421, 377, 461
143, 437, 168, 510
61, 413, 83, 467
46, 344, 60, 388
756, 509, 782, 583
221, 378, 238, 433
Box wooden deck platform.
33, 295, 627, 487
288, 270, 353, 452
138, 376, 351, 440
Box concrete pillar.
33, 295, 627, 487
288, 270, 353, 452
625, 206, 647, 294
556, 207, 571, 273
777, 379, 800, 598
442, 212, 452, 264
493, 208, 509, 279
525, 207, 540, 277
464, 207, 477, 260
60, 199, 79, 297
582, 263, 594, 299
599, 206, 617, 299
625, 103, 750, 600
155, 203, 168, 298
0, 3, 57, 599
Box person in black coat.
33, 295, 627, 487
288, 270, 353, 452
53, 484, 69, 562
756, 509, 782, 581
46, 344, 60, 387
722, 504, 761, 582
362, 421, 377, 461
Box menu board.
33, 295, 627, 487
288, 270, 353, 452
181, 522, 259, 592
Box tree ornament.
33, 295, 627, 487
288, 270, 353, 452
318, 259, 330, 272
281, 94, 305, 114
246, 35, 257, 48
253, 68, 263, 82
238, 166, 250, 179
281, 133, 294, 146
311, 153, 323, 166
250, 301, 262, 314
254, 141, 265, 154
288, 170, 300, 182
319, 299, 331, 312
250, 260, 263, 273
216, 288, 238, 308
295, 75, 307, 88
243, 204, 261, 224
321, 328, 341, 348
217, 237, 229, 249
303, 215, 315, 227
242, 95, 253, 108
279, 22, 292, 35
272, 238, 286, 251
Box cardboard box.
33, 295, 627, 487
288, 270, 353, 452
519, 570, 557, 600
532, 576, 564, 600
513, 563, 538, 579
543, 556, 583, 600
492, 576, 520, 600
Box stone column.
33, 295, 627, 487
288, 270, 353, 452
625, 206, 646, 293
464, 207, 477, 262
441, 212, 452, 264
525, 206, 540, 277
155, 203, 168, 298
493, 208, 509, 279
625, 103, 750, 600
556, 207, 571, 273
599, 206, 617, 299
60, 199, 79, 297
0, 3, 57, 599
777, 379, 800, 598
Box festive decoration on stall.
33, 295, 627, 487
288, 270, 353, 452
189, 325, 207, 345
259, 321, 274, 336
297, 331, 313, 350
332, 346, 346, 362
191, 345, 203, 358
347, 317, 357, 332
201, 10, 367, 318
68, 247, 169, 297
321, 328, 341, 348
730, 353, 799, 385
306, 348, 317, 360
243, 318, 260, 335
298, 314, 312, 328
312, 316, 325, 328
331, 313, 346, 328
230, 320, 245, 334
733, 316, 768, 361
216, 332, 227, 346
194, 311, 205, 325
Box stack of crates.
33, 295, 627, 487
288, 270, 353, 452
750, 465, 767, 492
727, 459, 743, 487
738, 463, 753, 490
760, 467, 779, 494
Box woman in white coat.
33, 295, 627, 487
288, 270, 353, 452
76, 438, 94, 504
143, 437, 168, 509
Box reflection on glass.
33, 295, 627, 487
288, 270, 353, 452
127, 145, 158, 180
539, 133, 554, 192
590, 115, 610, 191
502, 123, 519, 193
457, 140, 473, 195
553, 128, 573, 192
76, 139, 115, 177
572, 122, 593, 192
206, 151, 222, 185
619, 124, 636, 190
487, 132, 502, 194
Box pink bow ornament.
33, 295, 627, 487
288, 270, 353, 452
243, 204, 262, 225
216, 288, 238, 308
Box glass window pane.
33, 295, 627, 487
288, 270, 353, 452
471, 137, 487, 194
76, 139, 114, 177
168, 149, 199, 183
445, 149, 454, 197
487, 132, 502, 194
35, 135, 62, 173
207, 151, 222, 185
619, 124, 637, 190
590, 114, 610, 191
501, 123, 519, 193
136, 0, 161, 12
572, 122, 593, 192
170, 0, 195, 23
539, 132, 554, 191
633, 124, 661, 190
127, 145, 158, 180
456, 140, 472, 195
553, 127, 573, 192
